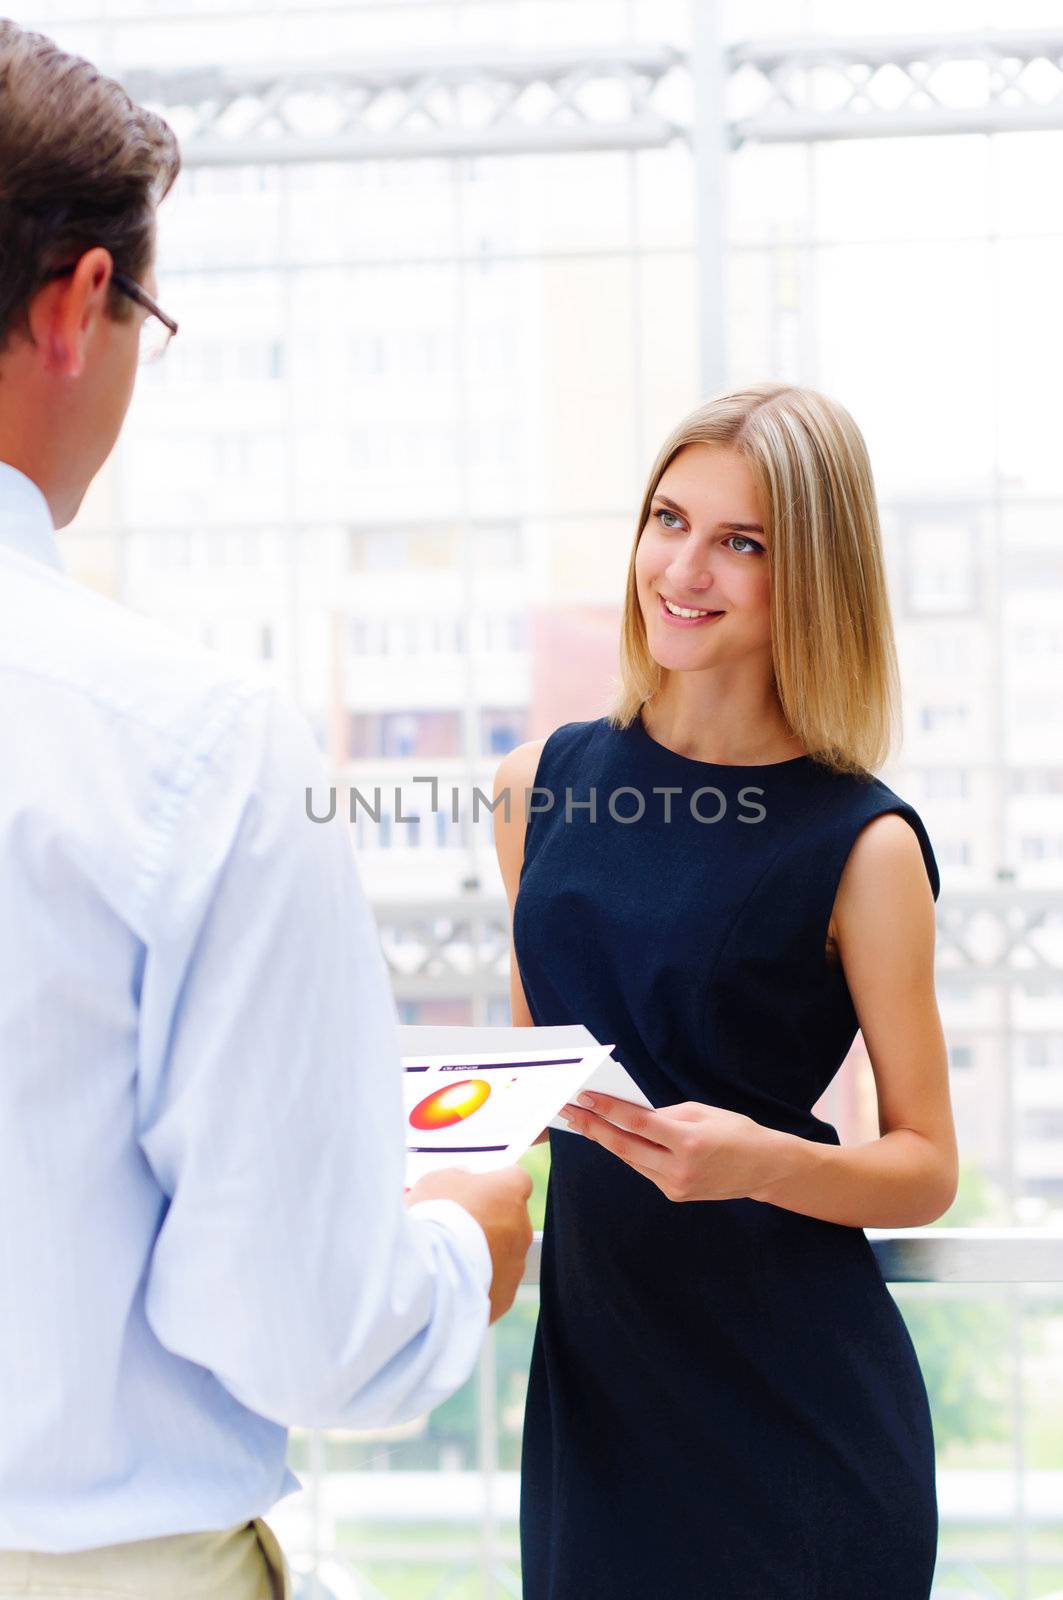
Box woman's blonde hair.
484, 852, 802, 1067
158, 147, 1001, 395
605, 381, 901, 778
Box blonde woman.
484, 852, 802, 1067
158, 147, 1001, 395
493, 383, 957, 1599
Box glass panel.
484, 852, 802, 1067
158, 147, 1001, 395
275, 1283, 1063, 1596
15, 5, 1063, 1594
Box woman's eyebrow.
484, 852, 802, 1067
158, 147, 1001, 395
652, 492, 764, 534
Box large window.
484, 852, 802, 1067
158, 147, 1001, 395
25, 1, 1063, 1593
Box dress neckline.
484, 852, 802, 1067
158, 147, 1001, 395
627, 706, 815, 774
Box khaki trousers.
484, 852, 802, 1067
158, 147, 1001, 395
0, 1518, 291, 1599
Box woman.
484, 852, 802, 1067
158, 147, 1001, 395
492, 382, 958, 1600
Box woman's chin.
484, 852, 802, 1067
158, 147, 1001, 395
647, 632, 718, 670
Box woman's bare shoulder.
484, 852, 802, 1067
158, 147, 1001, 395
492, 739, 549, 905
493, 736, 549, 797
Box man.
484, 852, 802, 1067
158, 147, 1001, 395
0, 21, 532, 1596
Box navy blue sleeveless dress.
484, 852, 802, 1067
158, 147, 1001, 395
513, 712, 940, 1600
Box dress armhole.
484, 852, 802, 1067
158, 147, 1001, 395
516, 720, 585, 880
516, 739, 552, 885
886, 801, 941, 904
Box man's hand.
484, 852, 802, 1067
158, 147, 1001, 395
405, 1166, 534, 1324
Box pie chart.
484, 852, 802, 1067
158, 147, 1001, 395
410, 1078, 492, 1131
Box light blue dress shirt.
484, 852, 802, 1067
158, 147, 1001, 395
0, 462, 493, 1552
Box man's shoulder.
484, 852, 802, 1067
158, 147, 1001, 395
0, 549, 277, 748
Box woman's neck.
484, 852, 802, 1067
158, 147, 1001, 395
641, 695, 805, 766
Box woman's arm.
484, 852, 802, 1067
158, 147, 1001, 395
492, 741, 548, 1138
489, 736, 541, 998
748, 811, 958, 1227
560, 812, 959, 1227
492, 739, 544, 1030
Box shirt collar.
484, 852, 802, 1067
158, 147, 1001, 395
0, 462, 64, 573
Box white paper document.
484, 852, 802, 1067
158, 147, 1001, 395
397, 1024, 653, 1186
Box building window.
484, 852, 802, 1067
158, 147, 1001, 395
1013, 624, 1063, 656
1020, 836, 1063, 862
924, 769, 970, 801
349, 527, 461, 572
397, 999, 473, 1026
481, 707, 528, 756
478, 613, 530, 653
1012, 691, 1063, 728
1023, 1036, 1063, 1069
353, 809, 377, 853
1009, 768, 1063, 795
919, 705, 969, 734
923, 634, 971, 672
1005, 551, 1063, 594
401, 811, 423, 848
347, 710, 463, 760
479, 526, 522, 567
408, 530, 459, 569
1022, 1108, 1063, 1140
903, 518, 978, 614
384, 714, 419, 759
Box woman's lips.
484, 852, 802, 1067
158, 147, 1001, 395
657, 594, 725, 628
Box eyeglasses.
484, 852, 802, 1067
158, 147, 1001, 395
41, 262, 179, 365
112, 270, 179, 365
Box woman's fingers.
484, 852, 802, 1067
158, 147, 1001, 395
560, 1102, 672, 1176
572, 1091, 671, 1141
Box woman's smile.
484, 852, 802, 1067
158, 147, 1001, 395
657, 593, 726, 628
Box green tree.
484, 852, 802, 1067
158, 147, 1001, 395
898, 1159, 1013, 1455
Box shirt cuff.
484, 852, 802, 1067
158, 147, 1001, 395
406, 1198, 493, 1296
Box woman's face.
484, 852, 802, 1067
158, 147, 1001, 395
634, 442, 771, 676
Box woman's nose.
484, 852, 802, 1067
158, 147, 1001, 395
667, 552, 714, 591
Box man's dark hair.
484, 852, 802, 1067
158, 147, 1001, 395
0, 19, 180, 352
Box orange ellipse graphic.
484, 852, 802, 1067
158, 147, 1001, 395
409, 1078, 492, 1131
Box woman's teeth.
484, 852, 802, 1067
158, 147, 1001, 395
662, 597, 720, 620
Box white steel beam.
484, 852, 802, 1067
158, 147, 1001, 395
118, 31, 1063, 166
729, 30, 1063, 146
372, 893, 1063, 999
123, 46, 684, 164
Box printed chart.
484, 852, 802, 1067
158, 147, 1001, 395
402, 1042, 616, 1184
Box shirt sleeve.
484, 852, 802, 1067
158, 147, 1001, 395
135, 681, 492, 1430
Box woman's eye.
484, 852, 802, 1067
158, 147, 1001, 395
727, 534, 764, 555
654, 509, 682, 530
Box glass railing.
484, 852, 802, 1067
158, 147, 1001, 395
273, 1228, 1063, 1600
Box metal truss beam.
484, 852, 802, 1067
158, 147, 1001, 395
936, 891, 1063, 992
122, 31, 1063, 166
730, 31, 1063, 145
374, 893, 1063, 1005
375, 898, 510, 1005
123, 45, 684, 165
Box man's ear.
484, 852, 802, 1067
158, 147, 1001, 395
27, 247, 115, 381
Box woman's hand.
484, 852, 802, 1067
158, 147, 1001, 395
558, 1091, 782, 1203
